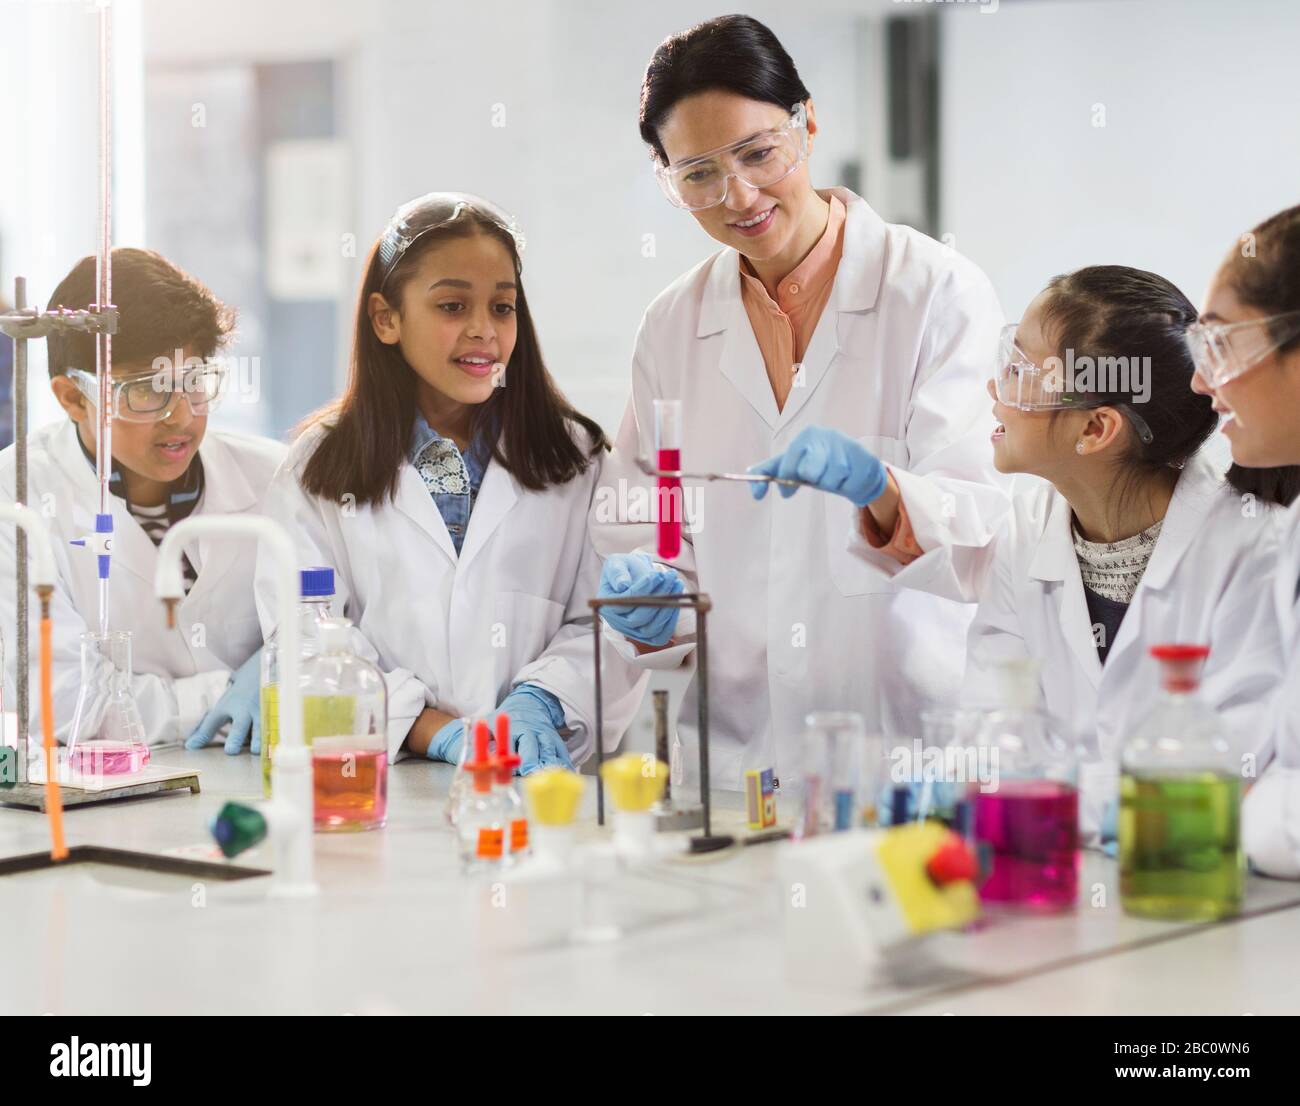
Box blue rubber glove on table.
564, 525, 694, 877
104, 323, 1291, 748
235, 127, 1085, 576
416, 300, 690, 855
748, 426, 888, 507
186, 648, 263, 755
597, 552, 683, 646
425, 683, 572, 775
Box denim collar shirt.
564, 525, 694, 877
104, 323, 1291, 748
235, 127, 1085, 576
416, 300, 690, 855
408, 412, 491, 555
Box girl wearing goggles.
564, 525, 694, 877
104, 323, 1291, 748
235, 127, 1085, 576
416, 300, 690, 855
1193, 204, 1300, 880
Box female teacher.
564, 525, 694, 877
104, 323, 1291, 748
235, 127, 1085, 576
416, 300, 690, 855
591, 15, 1011, 789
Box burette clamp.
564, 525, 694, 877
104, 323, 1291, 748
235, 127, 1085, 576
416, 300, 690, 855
69, 513, 115, 579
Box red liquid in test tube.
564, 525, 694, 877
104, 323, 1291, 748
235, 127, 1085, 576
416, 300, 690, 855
654, 399, 683, 560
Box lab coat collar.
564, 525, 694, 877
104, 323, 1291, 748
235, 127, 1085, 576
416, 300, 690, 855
392, 429, 519, 572
1026, 452, 1222, 588
457, 451, 519, 573
1134, 452, 1223, 593
700, 189, 887, 430
695, 187, 886, 339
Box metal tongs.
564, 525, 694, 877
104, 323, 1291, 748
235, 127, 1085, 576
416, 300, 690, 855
635, 454, 811, 489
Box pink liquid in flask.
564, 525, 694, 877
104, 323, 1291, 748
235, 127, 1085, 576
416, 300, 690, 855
656, 448, 682, 560
69, 741, 150, 777
972, 778, 1078, 910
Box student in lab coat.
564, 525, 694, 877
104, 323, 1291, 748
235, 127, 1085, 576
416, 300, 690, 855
1187, 204, 1300, 877
0, 248, 284, 750
256, 193, 642, 768
590, 15, 1008, 788
850, 264, 1296, 836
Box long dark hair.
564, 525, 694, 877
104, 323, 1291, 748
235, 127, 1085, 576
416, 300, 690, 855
1040, 265, 1298, 509
639, 15, 810, 164
299, 202, 606, 507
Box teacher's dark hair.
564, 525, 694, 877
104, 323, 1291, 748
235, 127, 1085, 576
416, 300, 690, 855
639, 15, 810, 164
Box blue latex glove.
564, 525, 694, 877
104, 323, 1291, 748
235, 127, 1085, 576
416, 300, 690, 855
748, 426, 888, 506
1100, 798, 1119, 858
186, 648, 263, 755
498, 684, 574, 775
597, 553, 683, 647
426, 716, 465, 764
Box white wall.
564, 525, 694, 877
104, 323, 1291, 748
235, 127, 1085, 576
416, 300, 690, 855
940, 0, 1300, 320
141, 0, 872, 435
0, 0, 146, 429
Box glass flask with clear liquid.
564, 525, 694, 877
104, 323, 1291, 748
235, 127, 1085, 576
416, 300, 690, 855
261, 567, 337, 798
1119, 644, 1243, 921
65, 630, 150, 778
959, 657, 1079, 911
794, 712, 879, 838
299, 617, 389, 832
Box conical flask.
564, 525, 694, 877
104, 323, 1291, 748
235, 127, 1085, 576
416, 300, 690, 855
65, 630, 150, 778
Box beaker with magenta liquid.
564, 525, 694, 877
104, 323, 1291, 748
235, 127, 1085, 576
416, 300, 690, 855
959, 658, 1079, 912
653, 398, 683, 560
65, 630, 150, 778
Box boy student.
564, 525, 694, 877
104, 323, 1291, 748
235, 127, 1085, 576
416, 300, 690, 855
0, 248, 283, 755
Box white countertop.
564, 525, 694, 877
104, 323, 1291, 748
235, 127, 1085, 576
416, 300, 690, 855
3, 748, 1298, 1015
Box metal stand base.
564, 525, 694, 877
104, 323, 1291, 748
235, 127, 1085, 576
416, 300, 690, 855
0, 773, 199, 812
0, 843, 265, 881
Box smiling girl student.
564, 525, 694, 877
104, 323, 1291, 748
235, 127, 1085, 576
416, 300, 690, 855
1187, 204, 1300, 877
851, 265, 1297, 835
256, 194, 643, 770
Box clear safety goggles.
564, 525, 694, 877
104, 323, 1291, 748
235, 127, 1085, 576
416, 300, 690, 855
655, 103, 809, 212
1184, 311, 1300, 389
69, 362, 228, 423
377, 192, 526, 292
994, 323, 1155, 444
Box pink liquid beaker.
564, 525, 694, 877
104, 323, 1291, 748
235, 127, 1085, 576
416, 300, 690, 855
972, 778, 1078, 910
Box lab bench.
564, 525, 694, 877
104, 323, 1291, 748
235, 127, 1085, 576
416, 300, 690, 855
1, 748, 1297, 1016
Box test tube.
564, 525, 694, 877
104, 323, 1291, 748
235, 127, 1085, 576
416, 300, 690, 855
653, 398, 683, 561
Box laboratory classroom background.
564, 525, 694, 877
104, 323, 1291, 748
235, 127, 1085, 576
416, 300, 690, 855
1, 0, 1299, 1063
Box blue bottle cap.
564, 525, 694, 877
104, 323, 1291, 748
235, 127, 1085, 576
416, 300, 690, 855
299, 566, 335, 598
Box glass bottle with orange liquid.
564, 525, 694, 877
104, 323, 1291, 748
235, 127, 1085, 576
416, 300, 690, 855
298, 617, 389, 832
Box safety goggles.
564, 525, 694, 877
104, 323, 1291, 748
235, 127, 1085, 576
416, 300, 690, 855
994, 324, 1155, 444
1184, 311, 1300, 389
69, 362, 227, 423
655, 103, 809, 212
377, 192, 526, 292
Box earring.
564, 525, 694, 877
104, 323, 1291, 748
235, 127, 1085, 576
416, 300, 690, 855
1075, 442, 1085, 454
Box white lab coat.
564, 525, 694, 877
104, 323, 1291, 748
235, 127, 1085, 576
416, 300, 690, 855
254, 422, 645, 763
871, 451, 1286, 834
1243, 497, 1300, 878
0, 419, 285, 745
591, 187, 1010, 790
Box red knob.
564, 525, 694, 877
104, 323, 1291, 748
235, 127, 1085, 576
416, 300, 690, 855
927, 837, 978, 885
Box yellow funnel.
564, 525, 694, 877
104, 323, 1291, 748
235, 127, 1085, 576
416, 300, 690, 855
600, 753, 668, 813
522, 767, 585, 826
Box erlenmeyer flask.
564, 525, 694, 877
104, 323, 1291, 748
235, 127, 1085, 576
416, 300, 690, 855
66, 631, 150, 778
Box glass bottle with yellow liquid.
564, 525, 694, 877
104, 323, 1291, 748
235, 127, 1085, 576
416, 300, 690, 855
1119, 644, 1243, 920
260, 567, 336, 797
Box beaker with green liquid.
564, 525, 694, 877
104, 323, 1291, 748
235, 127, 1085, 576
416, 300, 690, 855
261, 567, 337, 797
1119, 644, 1244, 921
